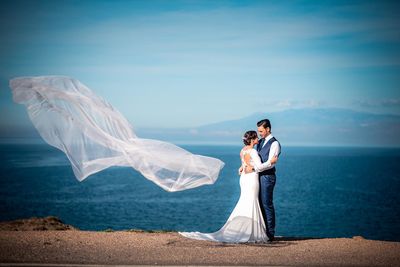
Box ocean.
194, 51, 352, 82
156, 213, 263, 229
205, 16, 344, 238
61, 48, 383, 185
0, 143, 399, 241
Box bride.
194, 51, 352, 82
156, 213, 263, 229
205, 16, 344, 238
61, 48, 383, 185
179, 130, 278, 243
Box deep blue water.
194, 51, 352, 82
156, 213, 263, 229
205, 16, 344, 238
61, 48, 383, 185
0, 143, 399, 241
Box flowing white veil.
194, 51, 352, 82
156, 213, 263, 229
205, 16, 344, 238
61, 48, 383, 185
9, 76, 224, 192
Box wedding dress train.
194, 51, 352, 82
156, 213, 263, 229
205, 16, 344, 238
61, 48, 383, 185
9, 76, 224, 192
179, 148, 268, 243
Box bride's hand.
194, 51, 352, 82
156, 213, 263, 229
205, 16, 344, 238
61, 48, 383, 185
238, 166, 243, 175
271, 155, 278, 164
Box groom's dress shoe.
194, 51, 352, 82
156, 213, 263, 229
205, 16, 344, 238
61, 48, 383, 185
267, 236, 275, 243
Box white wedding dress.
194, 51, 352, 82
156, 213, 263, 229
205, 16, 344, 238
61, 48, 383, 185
179, 148, 268, 243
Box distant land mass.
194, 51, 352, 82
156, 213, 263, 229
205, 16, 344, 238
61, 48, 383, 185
1, 108, 400, 147
137, 108, 400, 147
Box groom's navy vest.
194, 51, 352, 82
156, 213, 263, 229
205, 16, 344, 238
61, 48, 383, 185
257, 137, 281, 176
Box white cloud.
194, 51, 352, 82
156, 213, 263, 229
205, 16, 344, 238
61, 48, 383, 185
259, 99, 326, 110
355, 98, 400, 108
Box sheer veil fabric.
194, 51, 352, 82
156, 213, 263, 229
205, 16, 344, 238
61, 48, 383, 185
9, 76, 224, 192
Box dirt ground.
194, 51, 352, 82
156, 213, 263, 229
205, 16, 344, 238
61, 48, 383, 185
1, 230, 399, 266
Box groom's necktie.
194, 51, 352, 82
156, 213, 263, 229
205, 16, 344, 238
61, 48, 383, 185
258, 138, 265, 151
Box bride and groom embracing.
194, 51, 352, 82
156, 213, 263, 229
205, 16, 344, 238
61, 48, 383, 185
180, 119, 281, 243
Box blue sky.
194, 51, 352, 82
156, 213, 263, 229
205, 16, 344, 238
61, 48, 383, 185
0, 0, 399, 129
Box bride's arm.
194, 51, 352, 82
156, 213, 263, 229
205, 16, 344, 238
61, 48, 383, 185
248, 148, 279, 173
249, 149, 263, 171
244, 149, 262, 173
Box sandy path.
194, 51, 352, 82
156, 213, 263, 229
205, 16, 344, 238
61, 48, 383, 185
0, 230, 399, 266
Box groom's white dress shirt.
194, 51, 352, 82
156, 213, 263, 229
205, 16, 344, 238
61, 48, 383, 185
254, 134, 280, 173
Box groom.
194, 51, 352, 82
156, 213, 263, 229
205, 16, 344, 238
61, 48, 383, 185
246, 119, 281, 242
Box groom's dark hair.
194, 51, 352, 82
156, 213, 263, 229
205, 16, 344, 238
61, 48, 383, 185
257, 119, 271, 129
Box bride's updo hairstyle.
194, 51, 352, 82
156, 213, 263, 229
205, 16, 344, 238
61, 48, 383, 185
242, 130, 258, 145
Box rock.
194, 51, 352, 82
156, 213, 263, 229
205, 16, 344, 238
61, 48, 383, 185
0, 216, 78, 231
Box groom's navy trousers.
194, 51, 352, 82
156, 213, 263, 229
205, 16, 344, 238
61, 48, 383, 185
257, 136, 280, 239
259, 173, 276, 238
